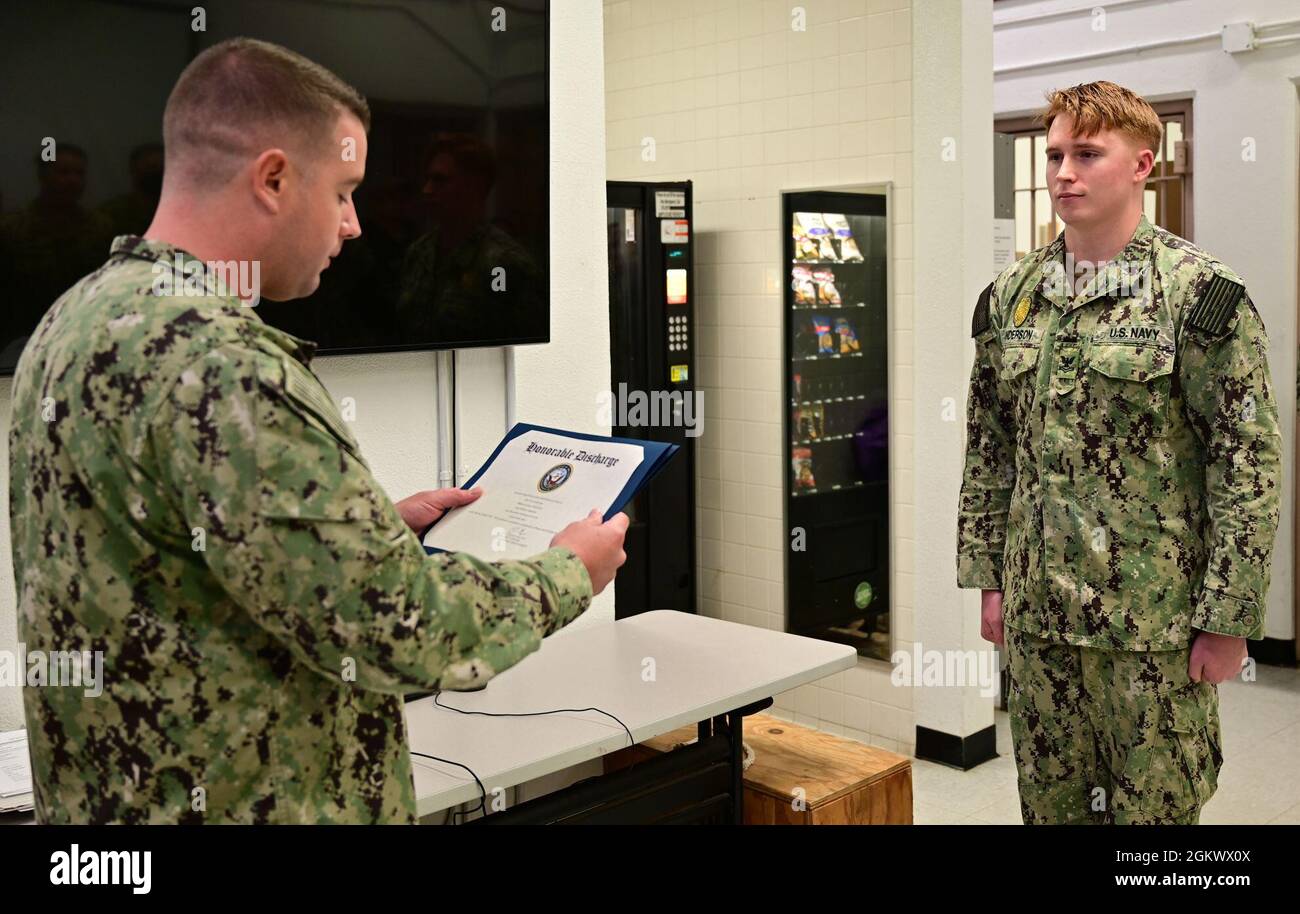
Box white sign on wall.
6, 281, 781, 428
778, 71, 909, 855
993, 218, 1016, 278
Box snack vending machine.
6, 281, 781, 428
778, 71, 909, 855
783, 190, 890, 659
606, 180, 697, 619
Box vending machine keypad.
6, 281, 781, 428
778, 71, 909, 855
668, 314, 689, 351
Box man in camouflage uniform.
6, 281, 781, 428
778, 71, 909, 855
395, 133, 545, 344
957, 82, 1281, 824
8, 38, 628, 823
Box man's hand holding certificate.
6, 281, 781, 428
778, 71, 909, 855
421, 424, 679, 592
549, 509, 629, 595
426, 429, 644, 559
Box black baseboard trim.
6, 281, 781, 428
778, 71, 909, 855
1248, 636, 1296, 667
914, 724, 998, 771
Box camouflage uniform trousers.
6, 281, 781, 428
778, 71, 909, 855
1005, 624, 1222, 825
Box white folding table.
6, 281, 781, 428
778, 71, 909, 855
405, 609, 857, 823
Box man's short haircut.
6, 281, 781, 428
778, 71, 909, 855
1039, 80, 1162, 155
162, 37, 370, 190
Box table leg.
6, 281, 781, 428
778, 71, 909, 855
718, 697, 773, 825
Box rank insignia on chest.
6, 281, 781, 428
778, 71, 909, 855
1013, 297, 1031, 327
1054, 344, 1081, 386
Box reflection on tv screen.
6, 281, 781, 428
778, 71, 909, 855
0, 0, 550, 374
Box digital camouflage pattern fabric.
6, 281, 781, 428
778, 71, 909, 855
8, 236, 593, 824
1005, 625, 1221, 824
958, 214, 1281, 650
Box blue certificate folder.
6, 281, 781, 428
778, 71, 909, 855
421, 423, 679, 555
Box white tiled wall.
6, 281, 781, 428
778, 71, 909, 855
603, 0, 916, 756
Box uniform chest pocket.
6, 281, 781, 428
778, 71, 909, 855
1000, 347, 1041, 426
999, 345, 1040, 382
1085, 340, 1175, 438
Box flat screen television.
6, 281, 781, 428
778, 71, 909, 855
0, 0, 550, 375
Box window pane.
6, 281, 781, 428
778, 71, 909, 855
1035, 188, 1054, 248
1015, 135, 1031, 189
1143, 188, 1157, 225
1166, 119, 1183, 161
1033, 134, 1047, 187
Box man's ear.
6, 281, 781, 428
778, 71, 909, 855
251, 149, 290, 214
1134, 146, 1156, 184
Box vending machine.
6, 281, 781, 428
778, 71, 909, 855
783, 190, 891, 659
606, 181, 697, 619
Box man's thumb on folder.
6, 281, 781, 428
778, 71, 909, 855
553, 511, 629, 596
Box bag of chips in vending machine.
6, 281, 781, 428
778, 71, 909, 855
823, 212, 865, 262
794, 212, 839, 261
812, 314, 835, 354
834, 316, 861, 353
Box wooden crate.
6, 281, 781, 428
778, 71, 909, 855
604, 713, 912, 825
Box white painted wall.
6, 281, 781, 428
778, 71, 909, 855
604, 0, 919, 755
994, 0, 1300, 641
912, 0, 997, 746
0, 2, 612, 732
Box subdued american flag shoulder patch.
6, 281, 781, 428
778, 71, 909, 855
1186, 272, 1244, 337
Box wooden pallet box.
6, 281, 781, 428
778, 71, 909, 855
605, 712, 913, 824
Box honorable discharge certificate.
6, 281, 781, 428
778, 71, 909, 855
423, 429, 645, 561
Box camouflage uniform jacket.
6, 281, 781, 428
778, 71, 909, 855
8, 236, 592, 823
957, 215, 1281, 650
